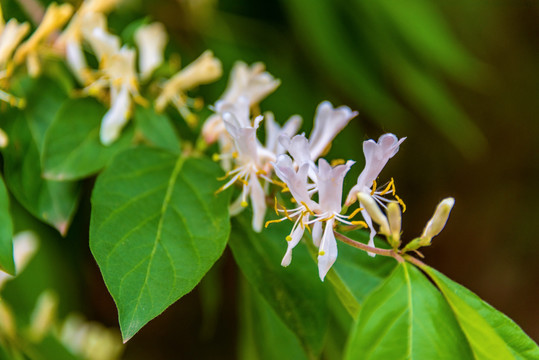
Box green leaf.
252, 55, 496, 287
133, 106, 181, 154
239, 278, 309, 360
324, 231, 397, 318
422, 266, 539, 359
42, 98, 133, 181
345, 262, 474, 360
230, 216, 327, 357
0, 176, 14, 275
2, 77, 80, 234
90, 147, 231, 341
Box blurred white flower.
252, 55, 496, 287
134, 22, 167, 80
0, 231, 39, 290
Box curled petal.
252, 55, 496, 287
135, 22, 168, 80
316, 158, 354, 213
249, 175, 267, 232
100, 85, 131, 145
309, 101, 357, 161
317, 219, 338, 281
281, 225, 305, 267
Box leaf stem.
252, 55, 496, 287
334, 231, 404, 263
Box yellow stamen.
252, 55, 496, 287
319, 214, 335, 222
232, 152, 238, 159
241, 201, 248, 207
212, 153, 220, 162
347, 207, 364, 219
265, 218, 286, 228
238, 177, 248, 186
305, 223, 312, 234
371, 180, 377, 195
193, 97, 204, 110
330, 159, 345, 166
274, 196, 280, 216
319, 251, 325, 256
351, 220, 368, 228
286, 235, 292, 242
300, 201, 315, 216
395, 195, 406, 213
256, 169, 267, 176
380, 178, 395, 196
290, 198, 296, 203
281, 187, 290, 193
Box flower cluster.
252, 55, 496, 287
206, 64, 419, 280
0, 0, 222, 146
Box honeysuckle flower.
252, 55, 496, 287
220, 111, 272, 232
264, 112, 302, 156
0, 15, 29, 106
202, 61, 279, 145
97, 46, 141, 145
308, 101, 358, 160
81, 13, 120, 64
155, 50, 222, 121
0, 18, 30, 69
134, 22, 167, 80
13, 3, 73, 76
278, 101, 357, 171
57, 0, 121, 83
272, 150, 357, 280
345, 133, 405, 251
0, 231, 39, 290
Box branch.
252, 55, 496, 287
334, 231, 404, 263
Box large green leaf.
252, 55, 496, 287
133, 106, 181, 154
238, 279, 308, 360
423, 266, 539, 359
324, 231, 397, 318
230, 216, 327, 357
90, 147, 231, 341
42, 98, 133, 181
2, 77, 80, 234
0, 176, 14, 275
345, 262, 474, 359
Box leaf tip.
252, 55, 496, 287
55, 221, 69, 236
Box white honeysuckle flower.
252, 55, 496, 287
57, 0, 121, 84
13, 3, 73, 76
421, 198, 455, 242
94, 46, 141, 145
0, 231, 39, 290
264, 112, 302, 156
346, 133, 405, 204
81, 13, 120, 63
308, 101, 358, 160
345, 133, 405, 251
272, 153, 357, 281
220, 112, 271, 232
220, 61, 280, 106
201, 61, 279, 146
134, 22, 167, 80
155, 50, 222, 115
0, 19, 30, 68
100, 84, 131, 145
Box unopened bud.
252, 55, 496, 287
421, 198, 455, 243
357, 192, 390, 235
386, 202, 401, 248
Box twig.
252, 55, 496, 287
334, 231, 404, 263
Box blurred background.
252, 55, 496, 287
3, 0, 539, 358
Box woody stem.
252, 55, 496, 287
334, 231, 404, 263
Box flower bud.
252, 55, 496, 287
357, 192, 390, 236
386, 202, 401, 248
421, 197, 455, 243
